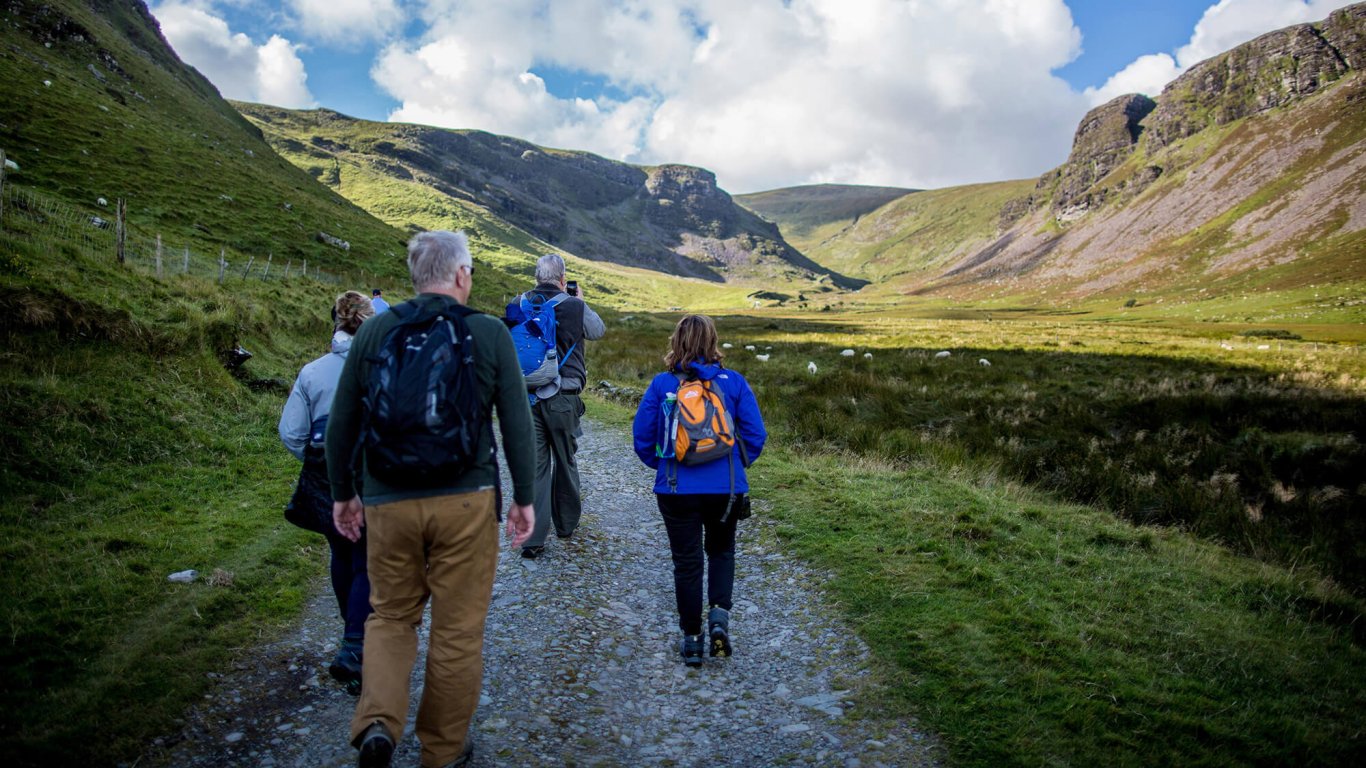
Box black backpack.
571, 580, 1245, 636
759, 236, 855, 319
362, 297, 487, 486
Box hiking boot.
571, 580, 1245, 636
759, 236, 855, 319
355, 722, 394, 768
680, 634, 704, 667
329, 642, 363, 696
708, 606, 732, 658
521, 545, 545, 559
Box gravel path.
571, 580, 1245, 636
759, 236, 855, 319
146, 419, 940, 767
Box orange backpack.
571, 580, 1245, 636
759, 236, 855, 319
671, 374, 736, 465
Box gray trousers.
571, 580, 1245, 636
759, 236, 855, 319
525, 392, 584, 548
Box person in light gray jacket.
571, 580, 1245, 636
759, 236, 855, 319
279, 290, 374, 694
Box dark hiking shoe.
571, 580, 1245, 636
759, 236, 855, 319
437, 739, 475, 768
680, 634, 705, 667
356, 722, 394, 768
708, 606, 732, 658
521, 545, 545, 559
329, 643, 363, 695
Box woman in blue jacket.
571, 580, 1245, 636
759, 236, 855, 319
633, 315, 767, 667
279, 290, 374, 693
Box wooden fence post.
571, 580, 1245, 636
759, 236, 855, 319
217, 248, 226, 284
302, 259, 307, 281
241, 255, 255, 279
155, 234, 163, 278
183, 247, 189, 274
0, 148, 6, 225
115, 198, 126, 264
284, 259, 292, 279
262, 252, 272, 280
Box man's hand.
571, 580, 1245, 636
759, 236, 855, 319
333, 497, 365, 542
505, 503, 534, 548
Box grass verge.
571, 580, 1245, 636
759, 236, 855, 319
583, 311, 1365, 766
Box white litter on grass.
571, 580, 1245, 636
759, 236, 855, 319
168, 569, 198, 583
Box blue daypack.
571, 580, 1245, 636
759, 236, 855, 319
508, 292, 575, 390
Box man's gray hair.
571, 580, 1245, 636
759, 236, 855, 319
535, 253, 566, 286
408, 230, 472, 292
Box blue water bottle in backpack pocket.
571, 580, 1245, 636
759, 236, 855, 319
657, 392, 677, 459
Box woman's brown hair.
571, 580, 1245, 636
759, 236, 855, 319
334, 290, 375, 335
663, 314, 724, 371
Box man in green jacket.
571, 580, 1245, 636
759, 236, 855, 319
326, 229, 536, 768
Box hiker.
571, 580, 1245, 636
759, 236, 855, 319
325, 230, 537, 768
504, 253, 605, 559
278, 290, 375, 693
631, 314, 767, 666
370, 288, 390, 314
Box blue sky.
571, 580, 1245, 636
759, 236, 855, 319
150, 1, 1357, 192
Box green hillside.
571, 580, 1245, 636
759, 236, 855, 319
231, 104, 765, 313
792, 179, 1033, 286
735, 183, 915, 253
0, 0, 419, 277
233, 102, 865, 297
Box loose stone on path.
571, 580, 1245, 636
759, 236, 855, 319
147, 419, 940, 767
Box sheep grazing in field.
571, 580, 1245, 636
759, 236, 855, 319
744, 345, 756, 351
841, 349, 856, 357
722, 343, 733, 349
1256, 344, 1271, 350
808, 361, 818, 374
755, 354, 771, 362
766, 346, 772, 350
934, 350, 951, 360
1220, 343, 1234, 350
978, 358, 991, 367
864, 352, 873, 359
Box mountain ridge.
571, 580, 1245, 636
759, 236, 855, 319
754, 2, 1366, 320
235, 104, 867, 291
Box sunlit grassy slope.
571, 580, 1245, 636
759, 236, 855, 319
735, 183, 916, 254
0, 0, 418, 278
233, 103, 840, 310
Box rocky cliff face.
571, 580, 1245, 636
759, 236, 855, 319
1147, 5, 1365, 147
913, 3, 1366, 304
1041, 93, 1156, 219
1030, 2, 1365, 226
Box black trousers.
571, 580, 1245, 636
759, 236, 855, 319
657, 493, 738, 635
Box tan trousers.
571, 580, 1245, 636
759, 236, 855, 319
350, 489, 497, 768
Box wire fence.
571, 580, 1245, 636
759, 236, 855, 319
1, 181, 347, 286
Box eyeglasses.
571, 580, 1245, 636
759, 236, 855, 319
462, 264, 474, 276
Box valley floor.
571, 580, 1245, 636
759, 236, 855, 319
144, 419, 937, 767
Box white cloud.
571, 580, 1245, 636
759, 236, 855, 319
153, 1, 315, 107
1086, 0, 1357, 105
376, 0, 1089, 192
286, 0, 404, 44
